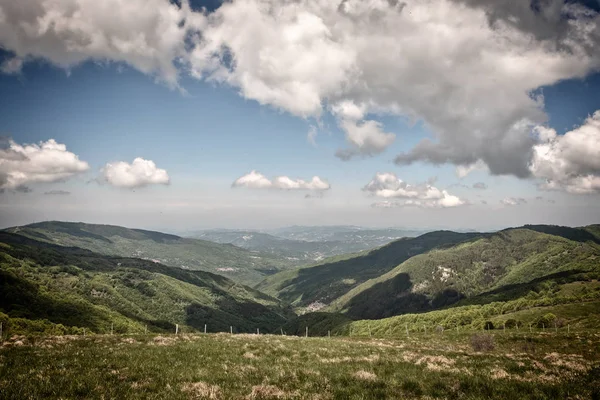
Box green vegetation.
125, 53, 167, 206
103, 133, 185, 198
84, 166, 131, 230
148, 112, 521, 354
257, 231, 481, 308
328, 228, 600, 320
0, 232, 293, 337
5, 221, 294, 286
1, 331, 598, 399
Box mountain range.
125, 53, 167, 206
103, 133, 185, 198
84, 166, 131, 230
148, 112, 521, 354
2, 221, 599, 338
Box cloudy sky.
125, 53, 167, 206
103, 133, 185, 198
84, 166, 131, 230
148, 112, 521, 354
1, 0, 600, 231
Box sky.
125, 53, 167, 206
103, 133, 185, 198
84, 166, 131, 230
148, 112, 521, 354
0, 0, 600, 231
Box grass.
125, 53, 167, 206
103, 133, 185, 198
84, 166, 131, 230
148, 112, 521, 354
1, 330, 599, 399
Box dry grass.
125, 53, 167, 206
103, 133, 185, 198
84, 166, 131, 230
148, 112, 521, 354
352, 370, 377, 381
182, 381, 222, 399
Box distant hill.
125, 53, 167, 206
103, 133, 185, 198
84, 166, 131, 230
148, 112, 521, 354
328, 228, 600, 319
191, 228, 417, 263
4, 221, 294, 286
265, 225, 424, 243
0, 232, 294, 335
256, 231, 482, 308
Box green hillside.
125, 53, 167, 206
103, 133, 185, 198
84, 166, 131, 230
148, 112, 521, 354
256, 231, 483, 309
329, 228, 600, 319
5, 221, 292, 286
0, 232, 293, 337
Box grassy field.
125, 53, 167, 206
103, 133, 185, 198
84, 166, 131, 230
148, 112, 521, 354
1, 330, 599, 399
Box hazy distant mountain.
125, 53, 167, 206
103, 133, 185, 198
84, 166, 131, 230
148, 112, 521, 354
266, 226, 425, 242
190, 226, 424, 262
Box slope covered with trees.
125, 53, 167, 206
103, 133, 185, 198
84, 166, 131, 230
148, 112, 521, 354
328, 228, 600, 319
256, 231, 483, 308
0, 232, 293, 336
4, 221, 293, 286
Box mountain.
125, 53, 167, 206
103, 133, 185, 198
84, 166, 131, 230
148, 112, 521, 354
4, 221, 293, 286
328, 227, 600, 319
190, 228, 417, 264
0, 231, 294, 336
265, 225, 424, 243
256, 231, 483, 309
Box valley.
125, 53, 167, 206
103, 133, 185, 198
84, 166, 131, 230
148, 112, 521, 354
1, 221, 600, 399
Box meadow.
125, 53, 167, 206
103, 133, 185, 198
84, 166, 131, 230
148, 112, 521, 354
1, 329, 599, 399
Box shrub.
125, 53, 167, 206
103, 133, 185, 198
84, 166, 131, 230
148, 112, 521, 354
470, 333, 495, 352
503, 319, 521, 329
535, 313, 556, 328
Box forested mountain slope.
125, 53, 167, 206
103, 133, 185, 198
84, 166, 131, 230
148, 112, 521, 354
256, 231, 483, 308
328, 228, 600, 319
4, 221, 292, 286
0, 232, 293, 335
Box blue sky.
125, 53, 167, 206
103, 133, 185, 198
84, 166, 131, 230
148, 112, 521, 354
1, 0, 599, 231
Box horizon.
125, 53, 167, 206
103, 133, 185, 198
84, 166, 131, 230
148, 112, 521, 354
3, 218, 598, 238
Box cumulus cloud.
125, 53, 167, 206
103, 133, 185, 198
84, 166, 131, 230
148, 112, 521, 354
363, 172, 466, 208
0, 57, 23, 74
473, 182, 488, 190
335, 119, 395, 160
187, 0, 600, 171
3, 0, 600, 174
100, 158, 170, 188
0, 138, 89, 190
0, 0, 202, 86
501, 197, 527, 206
232, 170, 330, 190
530, 110, 600, 193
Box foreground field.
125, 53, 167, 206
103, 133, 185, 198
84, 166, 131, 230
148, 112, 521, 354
1, 331, 599, 399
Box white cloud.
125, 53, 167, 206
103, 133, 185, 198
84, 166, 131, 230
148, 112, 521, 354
363, 172, 466, 208
335, 118, 395, 160
530, 110, 600, 194
0, 0, 201, 86
100, 157, 170, 188
456, 160, 488, 178
232, 170, 330, 190
0, 57, 23, 74
501, 197, 527, 206
0, 138, 89, 190
3, 0, 600, 176
187, 0, 600, 172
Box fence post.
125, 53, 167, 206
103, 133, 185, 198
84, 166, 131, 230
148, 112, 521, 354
176, 324, 179, 335
529, 324, 532, 333
204, 324, 207, 334
111, 323, 114, 335
257, 328, 259, 335
368, 324, 372, 337
405, 324, 409, 337
230, 326, 233, 335
328, 330, 331, 338
145, 325, 147, 335
280, 328, 284, 336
